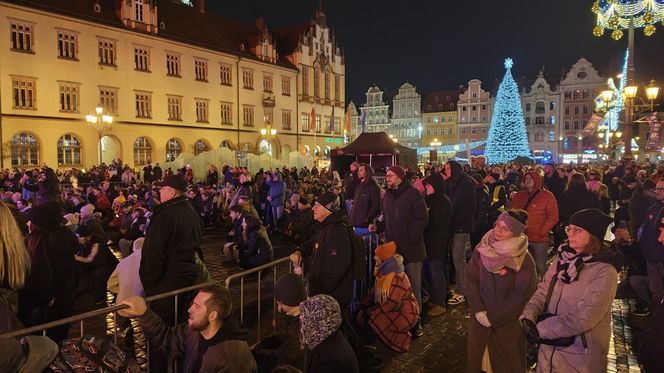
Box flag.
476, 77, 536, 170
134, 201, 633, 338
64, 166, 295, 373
359, 110, 366, 133
330, 106, 335, 132
646, 113, 662, 151
310, 107, 316, 131
345, 109, 352, 134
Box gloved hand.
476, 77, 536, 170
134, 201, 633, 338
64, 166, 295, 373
475, 311, 492, 328
521, 318, 540, 344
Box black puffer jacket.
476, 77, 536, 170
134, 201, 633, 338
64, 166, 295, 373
139, 195, 202, 296
239, 215, 273, 269
381, 180, 429, 263
299, 212, 353, 307
423, 174, 452, 261
557, 185, 600, 225
444, 162, 477, 233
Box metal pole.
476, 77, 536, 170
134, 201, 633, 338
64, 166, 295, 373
624, 20, 635, 159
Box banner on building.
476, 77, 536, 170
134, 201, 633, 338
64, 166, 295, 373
646, 113, 662, 151
584, 114, 603, 137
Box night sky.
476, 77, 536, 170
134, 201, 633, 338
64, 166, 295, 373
210, 0, 664, 105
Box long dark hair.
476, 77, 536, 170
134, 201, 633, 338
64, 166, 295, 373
27, 224, 56, 261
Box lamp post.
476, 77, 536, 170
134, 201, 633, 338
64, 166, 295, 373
85, 106, 113, 166
260, 121, 278, 157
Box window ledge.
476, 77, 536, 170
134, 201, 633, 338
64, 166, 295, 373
167, 74, 182, 78
135, 68, 151, 73
58, 56, 79, 62
11, 48, 35, 55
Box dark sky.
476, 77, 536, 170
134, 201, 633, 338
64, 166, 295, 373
209, 0, 664, 105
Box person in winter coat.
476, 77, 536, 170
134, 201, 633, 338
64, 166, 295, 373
486, 173, 506, 228
520, 208, 621, 373
79, 203, 108, 243
470, 173, 491, 248
466, 210, 537, 373
371, 165, 428, 336
299, 294, 360, 373
442, 160, 477, 305
122, 284, 257, 373
638, 180, 664, 306
421, 174, 452, 317
230, 172, 254, 208
206, 165, 219, 186
543, 163, 565, 200
349, 163, 381, 233
19, 200, 79, 343
343, 162, 360, 214
74, 225, 118, 303
628, 179, 656, 237
291, 192, 353, 308
357, 241, 419, 352
511, 170, 559, 276
286, 197, 314, 245
558, 173, 601, 227
267, 172, 286, 229
238, 214, 273, 269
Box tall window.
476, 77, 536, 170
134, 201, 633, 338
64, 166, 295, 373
301, 113, 310, 132
135, 0, 144, 22
194, 58, 208, 81
324, 72, 330, 100
133, 137, 152, 165
220, 102, 232, 124
301, 66, 309, 96
315, 115, 321, 133
10, 132, 39, 166
135, 92, 152, 118
195, 99, 209, 123
57, 30, 77, 59
134, 47, 150, 71
242, 69, 254, 89
263, 74, 273, 92
98, 38, 116, 66
313, 67, 320, 99
167, 95, 182, 120
334, 74, 340, 101
12, 77, 36, 109
166, 53, 181, 76
165, 138, 181, 161
57, 134, 81, 165
10, 21, 33, 52
243, 105, 254, 127
282, 110, 291, 130
220, 64, 232, 85
194, 140, 209, 156
281, 76, 291, 96
59, 82, 79, 112
99, 87, 118, 115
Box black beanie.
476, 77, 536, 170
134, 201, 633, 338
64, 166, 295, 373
274, 274, 306, 307
316, 191, 339, 212
568, 208, 612, 241
28, 200, 63, 228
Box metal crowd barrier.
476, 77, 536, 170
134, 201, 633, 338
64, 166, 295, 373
351, 231, 380, 313
224, 256, 292, 342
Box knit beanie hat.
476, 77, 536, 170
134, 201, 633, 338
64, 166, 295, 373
28, 200, 63, 228
274, 274, 307, 307
496, 211, 526, 236
299, 294, 341, 350
568, 208, 612, 241
80, 204, 95, 217
375, 241, 397, 261
387, 166, 406, 180
315, 191, 339, 212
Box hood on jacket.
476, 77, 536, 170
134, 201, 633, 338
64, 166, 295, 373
525, 170, 543, 192
446, 161, 463, 182
387, 179, 412, 198
424, 173, 445, 197
361, 164, 375, 182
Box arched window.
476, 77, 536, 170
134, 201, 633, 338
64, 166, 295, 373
313, 146, 320, 157
220, 140, 234, 150
165, 138, 182, 162
10, 132, 39, 166
324, 146, 331, 157
58, 134, 81, 165
194, 139, 209, 156
303, 144, 310, 155
134, 136, 152, 165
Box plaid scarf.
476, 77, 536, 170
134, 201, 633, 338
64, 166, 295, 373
555, 245, 593, 283
373, 254, 404, 304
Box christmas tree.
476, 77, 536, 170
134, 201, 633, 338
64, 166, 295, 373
484, 58, 531, 164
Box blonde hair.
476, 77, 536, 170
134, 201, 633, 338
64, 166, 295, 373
0, 201, 31, 290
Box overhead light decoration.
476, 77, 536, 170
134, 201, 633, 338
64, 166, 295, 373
593, 0, 664, 38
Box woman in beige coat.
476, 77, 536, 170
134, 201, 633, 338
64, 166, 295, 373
521, 208, 621, 373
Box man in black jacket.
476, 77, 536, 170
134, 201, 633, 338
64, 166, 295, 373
139, 174, 202, 371
543, 163, 565, 199
344, 162, 360, 214
350, 163, 381, 233
442, 160, 476, 305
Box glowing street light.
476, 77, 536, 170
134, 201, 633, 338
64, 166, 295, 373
85, 106, 113, 165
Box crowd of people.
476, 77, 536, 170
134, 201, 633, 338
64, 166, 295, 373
0, 156, 663, 372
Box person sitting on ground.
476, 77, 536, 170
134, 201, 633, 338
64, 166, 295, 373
299, 294, 360, 373
356, 241, 419, 353
74, 225, 118, 304
79, 203, 108, 243
285, 196, 314, 245
121, 284, 257, 372
238, 214, 273, 269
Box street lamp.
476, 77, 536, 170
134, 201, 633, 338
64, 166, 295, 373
85, 106, 113, 165
646, 79, 660, 108
430, 138, 442, 147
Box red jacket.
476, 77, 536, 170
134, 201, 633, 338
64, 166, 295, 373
510, 171, 559, 243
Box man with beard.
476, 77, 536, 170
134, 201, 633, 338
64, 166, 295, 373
122, 285, 257, 372
350, 163, 381, 234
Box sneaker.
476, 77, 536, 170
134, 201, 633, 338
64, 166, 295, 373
410, 322, 423, 338
427, 304, 447, 317
447, 293, 465, 306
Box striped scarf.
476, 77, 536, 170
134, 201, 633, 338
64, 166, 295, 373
555, 244, 593, 283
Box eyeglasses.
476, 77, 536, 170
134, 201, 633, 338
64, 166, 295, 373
565, 225, 585, 236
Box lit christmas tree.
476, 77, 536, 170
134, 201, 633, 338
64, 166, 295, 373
484, 58, 531, 164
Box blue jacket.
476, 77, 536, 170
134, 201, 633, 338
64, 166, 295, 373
267, 172, 286, 207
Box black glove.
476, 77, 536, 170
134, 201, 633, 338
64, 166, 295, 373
521, 319, 540, 345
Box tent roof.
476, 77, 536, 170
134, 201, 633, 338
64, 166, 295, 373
333, 132, 415, 156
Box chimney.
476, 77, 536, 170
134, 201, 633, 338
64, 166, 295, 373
196, 0, 205, 13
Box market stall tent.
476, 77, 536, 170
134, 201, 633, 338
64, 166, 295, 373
330, 132, 417, 176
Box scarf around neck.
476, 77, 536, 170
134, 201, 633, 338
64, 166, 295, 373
374, 255, 404, 304
556, 244, 593, 283
475, 230, 529, 273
